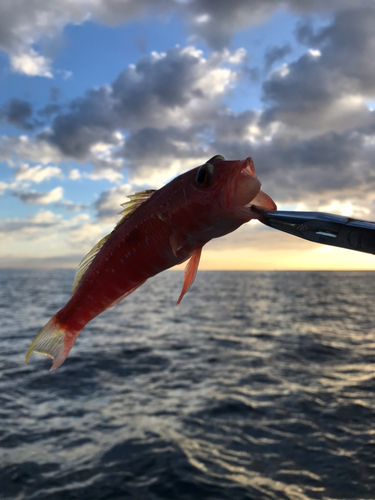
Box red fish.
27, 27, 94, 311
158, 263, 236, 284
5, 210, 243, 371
26, 155, 276, 370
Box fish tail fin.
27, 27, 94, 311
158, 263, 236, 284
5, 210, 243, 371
25, 317, 77, 371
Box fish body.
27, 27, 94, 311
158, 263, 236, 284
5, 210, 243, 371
26, 156, 276, 370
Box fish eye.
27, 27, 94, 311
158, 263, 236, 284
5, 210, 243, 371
195, 162, 214, 187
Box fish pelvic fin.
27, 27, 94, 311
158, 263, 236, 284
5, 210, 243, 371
176, 247, 202, 305
25, 317, 77, 371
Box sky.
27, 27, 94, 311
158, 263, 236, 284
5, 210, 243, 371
1, 0, 375, 270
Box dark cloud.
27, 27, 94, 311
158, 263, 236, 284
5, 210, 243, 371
42, 47, 231, 159
264, 44, 292, 72
42, 86, 117, 158
13, 186, 63, 205
262, 52, 334, 117
262, 6, 375, 129
212, 127, 367, 203
122, 126, 205, 162
3, 98, 33, 130
94, 185, 133, 221
50, 86, 60, 101
55, 200, 88, 212
38, 103, 61, 117
2, 1, 374, 217
213, 110, 258, 143
112, 49, 203, 109
0, 216, 57, 234
182, 0, 359, 49
40, 5, 375, 168
296, 7, 375, 95
244, 66, 260, 84
0, 0, 363, 77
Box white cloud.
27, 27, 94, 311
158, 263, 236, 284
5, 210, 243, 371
308, 49, 321, 57
319, 200, 370, 217
129, 156, 207, 187
56, 69, 73, 79
85, 168, 123, 183
0, 182, 8, 194
0, 136, 65, 165
14, 186, 64, 205
228, 47, 247, 64
31, 210, 62, 225
10, 48, 52, 78
273, 63, 290, 78
0, 209, 111, 266
195, 13, 210, 24
69, 169, 81, 180
15, 163, 62, 183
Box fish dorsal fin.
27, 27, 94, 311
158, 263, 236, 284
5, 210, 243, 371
116, 189, 156, 228
176, 247, 202, 305
72, 234, 111, 293
72, 190, 156, 294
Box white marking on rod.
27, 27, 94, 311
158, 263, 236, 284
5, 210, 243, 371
317, 231, 337, 238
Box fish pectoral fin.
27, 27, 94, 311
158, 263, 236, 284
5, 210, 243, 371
170, 231, 188, 257
176, 247, 202, 305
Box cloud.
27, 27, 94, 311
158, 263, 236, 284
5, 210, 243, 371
0, 182, 8, 195
38, 104, 61, 118
15, 163, 63, 184
56, 69, 72, 80
0, 210, 108, 266
261, 6, 375, 134
210, 120, 375, 220
94, 184, 133, 222
0, 0, 366, 78
13, 186, 64, 205
264, 43, 292, 72
179, 0, 359, 49
69, 169, 81, 180
0, 210, 63, 235
0, 135, 65, 165
10, 48, 52, 77
122, 126, 206, 162
85, 165, 123, 183
50, 86, 61, 102
2, 98, 33, 130
43, 46, 239, 160
213, 110, 259, 143
3, 3, 375, 224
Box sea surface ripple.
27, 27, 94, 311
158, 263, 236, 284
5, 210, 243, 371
1, 270, 375, 499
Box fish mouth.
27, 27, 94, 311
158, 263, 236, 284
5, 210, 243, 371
239, 158, 256, 178
233, 157, 277, 213
247, 190, 277, 211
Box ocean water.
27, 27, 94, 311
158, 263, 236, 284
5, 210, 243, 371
1, 269, 375, 500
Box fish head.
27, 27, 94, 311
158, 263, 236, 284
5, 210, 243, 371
191, 155, 276, 220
